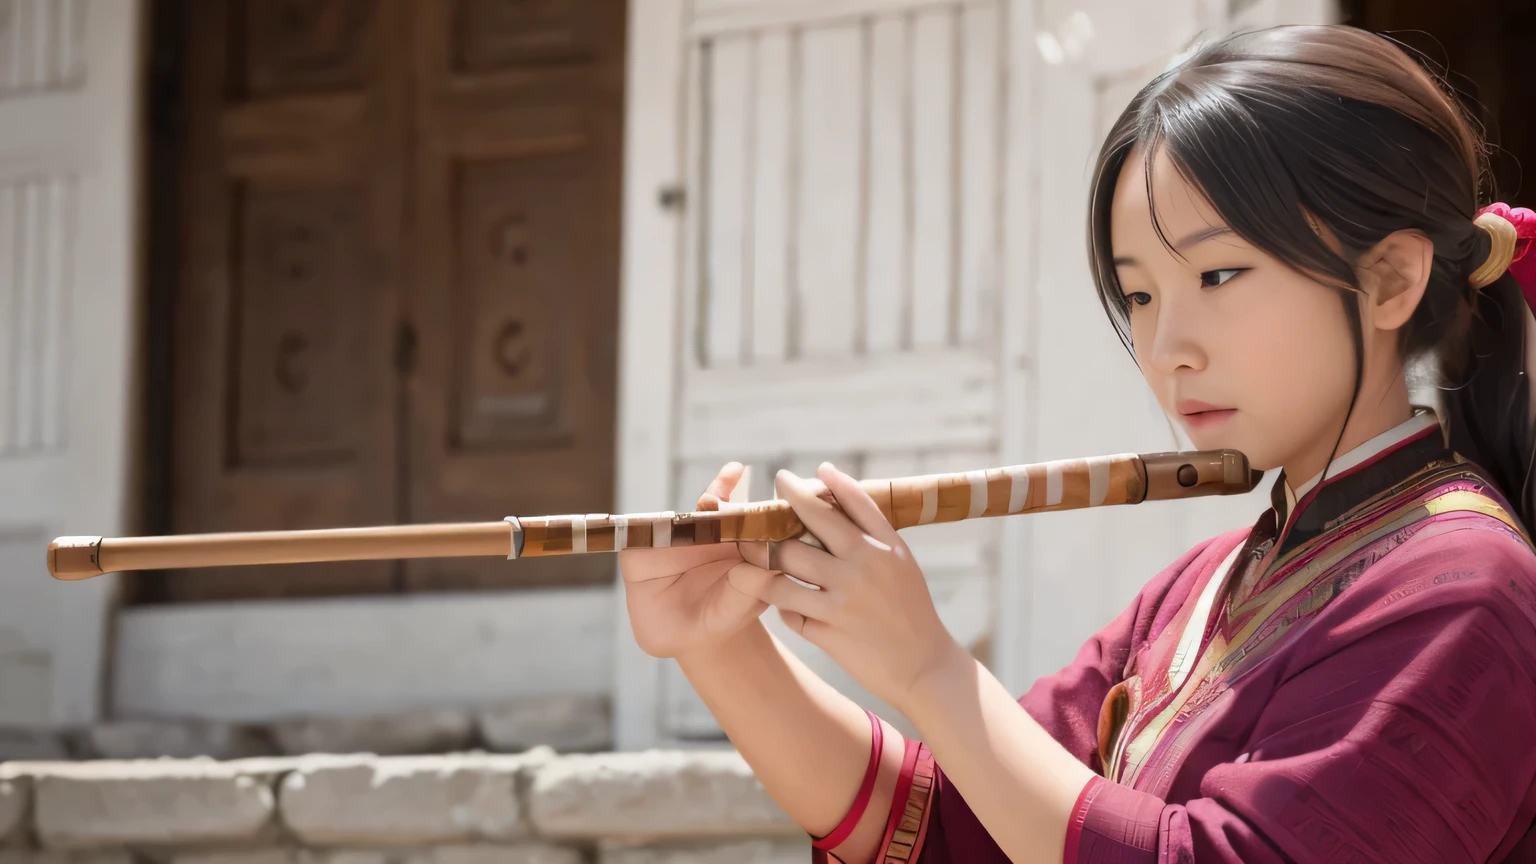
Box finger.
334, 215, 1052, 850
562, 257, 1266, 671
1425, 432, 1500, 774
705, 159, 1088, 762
778, 608, 810, 636
724, 557, 776, 600
770, 537, 848, 590
776, 608, 828, 644
776, 469, 865, 559
737, 540, 771, 571
733, 566, 836, 622
816, 462, 899, 543
697, 462, 745, 511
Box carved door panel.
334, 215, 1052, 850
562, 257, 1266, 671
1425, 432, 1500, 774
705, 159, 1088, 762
401, 0, 626, 591
160, 0, 410, 601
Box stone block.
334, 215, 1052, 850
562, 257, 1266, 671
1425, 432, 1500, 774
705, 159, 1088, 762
169, 853, 389, 864
8, 759, 281, 848
0, 776, 26, 842
599, 840, 809, 864
84, 721, 274, 760
278, 754, 534, 845
0, 729, 70, 761
403, 846, 585, 864
0, 853, 139, 864
529, 751, 799, 841
269, 710, 474, 756
167, 854, 296, 864
478, 695, 611, 753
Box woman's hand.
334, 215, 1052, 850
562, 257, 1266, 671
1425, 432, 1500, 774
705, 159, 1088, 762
749, 463, 968, 715
617, 463, 783, 659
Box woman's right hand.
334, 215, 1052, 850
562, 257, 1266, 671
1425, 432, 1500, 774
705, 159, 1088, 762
617, 462, 775, 659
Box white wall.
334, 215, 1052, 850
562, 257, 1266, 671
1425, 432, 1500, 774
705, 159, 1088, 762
0, 0, 143, 728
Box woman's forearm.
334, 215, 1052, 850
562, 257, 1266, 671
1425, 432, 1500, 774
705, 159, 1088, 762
677, 618, 902, 862
902, 645, 1097, 862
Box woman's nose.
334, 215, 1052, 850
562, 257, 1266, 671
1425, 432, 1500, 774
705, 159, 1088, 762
1145, 297, 1207, 374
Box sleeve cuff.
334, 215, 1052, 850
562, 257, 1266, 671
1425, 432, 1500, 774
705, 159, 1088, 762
875, 739, 937, 862
1062, 775, 1165, 864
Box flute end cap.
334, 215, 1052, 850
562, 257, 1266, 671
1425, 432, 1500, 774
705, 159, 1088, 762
48, 536, 105, 581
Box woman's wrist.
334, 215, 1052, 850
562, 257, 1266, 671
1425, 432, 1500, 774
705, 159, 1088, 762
894, 634, 975, 720
674, 616, 770, 674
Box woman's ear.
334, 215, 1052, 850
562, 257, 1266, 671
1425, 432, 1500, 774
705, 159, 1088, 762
1357, 229, 1434, 332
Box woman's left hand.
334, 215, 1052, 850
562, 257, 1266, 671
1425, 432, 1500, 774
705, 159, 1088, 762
748, 463, 968, 715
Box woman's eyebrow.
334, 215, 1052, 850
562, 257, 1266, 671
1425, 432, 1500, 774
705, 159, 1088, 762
1114, 226, 1235, 266
1175, 225, 1234, 250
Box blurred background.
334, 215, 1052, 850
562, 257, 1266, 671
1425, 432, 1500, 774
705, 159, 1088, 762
0, 0, 1530, 763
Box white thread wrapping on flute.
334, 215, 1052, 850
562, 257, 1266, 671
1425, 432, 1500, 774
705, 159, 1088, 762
571, 515, 588, 554
966, 471, 989, 519
1046, 461, 1065, 506
614, 515, 628, 550
1088, 457, 1113, 507
919, 482, 939, 525
1007, 466, 1030, 513
504, 516, 521, 560
653, 512, 674, 548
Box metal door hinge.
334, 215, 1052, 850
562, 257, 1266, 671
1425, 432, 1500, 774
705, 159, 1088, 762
658, 184, 686, 212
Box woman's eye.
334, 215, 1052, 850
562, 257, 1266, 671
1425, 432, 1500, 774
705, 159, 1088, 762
1200, 268, 1247, 288
1123, 292, 1152, 307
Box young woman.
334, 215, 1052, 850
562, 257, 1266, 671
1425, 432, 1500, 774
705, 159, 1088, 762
618, 24, 1536, 863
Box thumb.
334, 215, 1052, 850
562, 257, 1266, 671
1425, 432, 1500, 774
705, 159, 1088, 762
725, 558, 779, 602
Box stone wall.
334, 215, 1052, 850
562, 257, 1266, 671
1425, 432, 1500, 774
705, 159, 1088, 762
0, 696, 617, 763
0, 749, 809, 864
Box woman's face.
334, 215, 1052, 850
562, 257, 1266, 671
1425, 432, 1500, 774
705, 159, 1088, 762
1110, 147, 1357, 477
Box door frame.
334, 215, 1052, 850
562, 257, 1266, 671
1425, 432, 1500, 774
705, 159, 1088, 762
610, 0, 690, 751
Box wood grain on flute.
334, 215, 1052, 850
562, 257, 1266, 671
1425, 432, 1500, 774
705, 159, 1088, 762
46, 450, 1260, 580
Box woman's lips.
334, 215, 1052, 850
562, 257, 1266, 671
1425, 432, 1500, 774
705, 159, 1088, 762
1176, 400, 1236, 430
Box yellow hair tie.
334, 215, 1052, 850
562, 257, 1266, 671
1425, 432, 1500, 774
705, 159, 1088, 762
1470, 211, 1520, 289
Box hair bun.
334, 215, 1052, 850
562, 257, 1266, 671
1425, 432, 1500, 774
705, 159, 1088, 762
1470, 211, 1519, 289
1471, 203, 1536, 296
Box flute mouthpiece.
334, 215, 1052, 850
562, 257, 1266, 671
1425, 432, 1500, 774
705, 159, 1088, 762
1140, 450, 1262, 501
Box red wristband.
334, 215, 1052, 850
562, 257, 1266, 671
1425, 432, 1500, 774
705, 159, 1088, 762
812, 709, 885, 851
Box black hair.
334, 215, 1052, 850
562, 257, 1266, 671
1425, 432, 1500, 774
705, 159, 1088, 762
1087, 24, 1533, 530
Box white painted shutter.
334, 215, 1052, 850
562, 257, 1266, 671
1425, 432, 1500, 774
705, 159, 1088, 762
0, 0, 142, 727
1003, 0, 1337, 690
663, 0, 1014, 741
610, 0, 1010, 746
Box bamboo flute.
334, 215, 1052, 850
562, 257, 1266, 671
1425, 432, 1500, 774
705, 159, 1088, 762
46, 450, 1261, 581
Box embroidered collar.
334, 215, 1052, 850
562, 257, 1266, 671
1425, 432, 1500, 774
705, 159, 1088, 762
1269, 410, 1447, 557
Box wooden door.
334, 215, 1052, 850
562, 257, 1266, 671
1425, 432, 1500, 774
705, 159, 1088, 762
153, 0, 626, 602
157, 0, 410, 601
401, 0, 626, 592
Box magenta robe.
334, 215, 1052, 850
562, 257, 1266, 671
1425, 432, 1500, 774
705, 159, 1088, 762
862, 419, 1536, 863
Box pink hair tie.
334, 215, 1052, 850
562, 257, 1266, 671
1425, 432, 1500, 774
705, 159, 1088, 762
1474, 203, 1536, 309
812, 709, 885, 852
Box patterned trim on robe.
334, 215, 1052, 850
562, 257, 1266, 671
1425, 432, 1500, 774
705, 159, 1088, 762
1061, 424, 1536, 862
1105, 458, 1531, 795
878, 740, 937, 863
